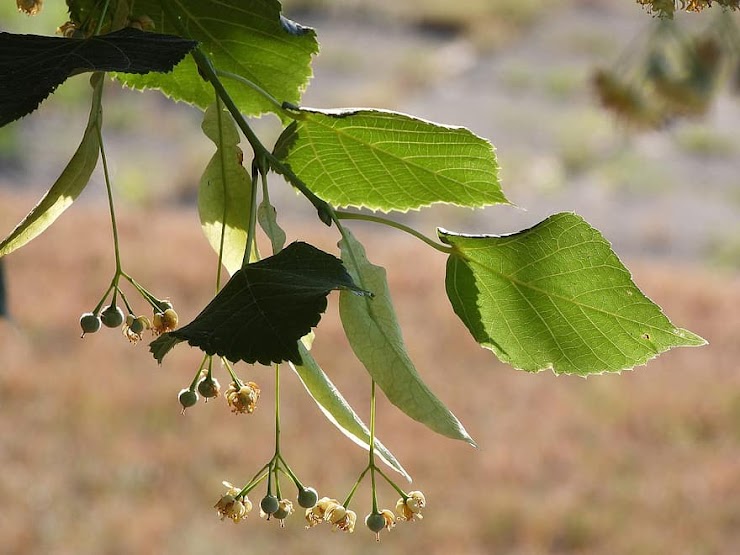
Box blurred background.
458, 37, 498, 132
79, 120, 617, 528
1, 1, 739, 553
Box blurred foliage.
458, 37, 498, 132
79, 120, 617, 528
637, 0, 740, 18
593, 13, 740, 129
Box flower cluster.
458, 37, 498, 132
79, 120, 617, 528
594, 15, 735, 130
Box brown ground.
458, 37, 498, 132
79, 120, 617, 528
1, 192, 738, 555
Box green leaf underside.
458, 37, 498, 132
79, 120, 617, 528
157, 242, 368, 365
290, 344, 410, 481
116, 0, 318, 118
273, 108, 506, 212
339, 229, 475, 445
257, 198, 287, 255
198, 103, 251, 276
0, 76, 102, 257
440, 213, 706, 376
0, 29, 196, 127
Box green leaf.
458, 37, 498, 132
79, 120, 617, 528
0, 75, 103, 257
339, 229, 475, 445
158, 241, 369, 365
198, 102, 252, 276
116, 0, 318, 117
257, 197, 287, 255
273, 108, 507, 212
290, 344, 410, 481
149, 332, 184, 363
440, 213, 707, 376
0, 29, 196, 127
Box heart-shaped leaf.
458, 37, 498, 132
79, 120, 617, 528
440, 213, 706, 375
116, 0, 318, 118
273, 108, 506, 212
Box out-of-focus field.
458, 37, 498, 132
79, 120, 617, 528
1, 192, 739, 555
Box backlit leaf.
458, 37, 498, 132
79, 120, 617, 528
198, 102, 251, 276
339, 229, 475, 444
0, 28, 196, 126
290, 344, 410, 481
116, 0, 318, 117
273, 108, 506, 212
157, 242, 368, 365
440, 213, 706, 376
0, 75, 102, 257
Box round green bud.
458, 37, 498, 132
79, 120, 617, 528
158, 300, 174, 312
80, 312, 101, 335
101, 305, 125, 328
178, 388, 198, 409
260, 495, 279, 515
273, 504, 291, 520
365, 512, 386, 533
197, 376, 221, 398
297, 487, 318, 509
129, 316, 147, 335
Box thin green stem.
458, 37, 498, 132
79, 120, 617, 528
242, 161, 260, 270
273, 464, 282, 499
221, 358, 241, 386
182, 45, 332, 225
96, 94, 125, 277
277, 454, 303, 490
117, 288, 135, 315
374, 466, 407, 498
274, 363, 281, 456
238, 462, 270, 497
214, 94, 229, 292
92, 281, 116, 314
120, 272, 161, 309
369, 379, 378, 513
335, 211, 453, 254
342, 466, 371, 508
188, 360, 203, 390
216, 70, 285, 115
92, 0, 111, 35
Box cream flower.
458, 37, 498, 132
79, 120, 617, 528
225, 381, 261, 414
305, 497, 338, 528
326, 503, 356, 533
395, 491, 426, 522
214, 481, 252, 523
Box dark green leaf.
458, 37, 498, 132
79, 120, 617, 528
273, 108, 506, 212
160, 242, 369, 365
149, 333, 184, 363
440, 213, 707, 376
116, 0, 318, 118
0, 75, 102, 257
0, 28, 196, 127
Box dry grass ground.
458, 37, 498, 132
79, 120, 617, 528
1, 191, 739, 554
